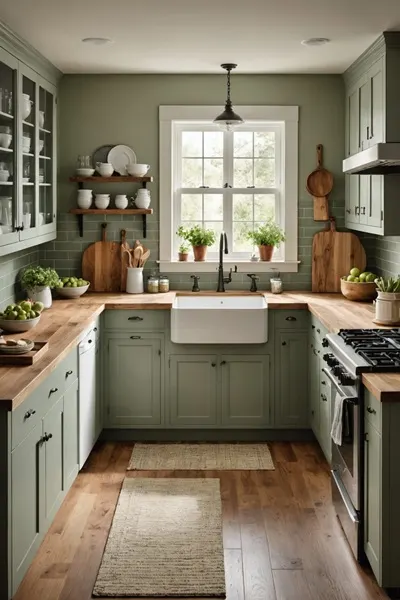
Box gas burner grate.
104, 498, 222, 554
339, 328, 400, 349
357, 349, 400, 367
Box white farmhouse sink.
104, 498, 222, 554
171, 294, 268, 344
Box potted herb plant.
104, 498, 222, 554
178, 242, 190, 262
20, 266, 61, 308
177, 225, 216, 262
247, 221, 286, 262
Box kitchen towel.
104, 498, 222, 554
331, 391, 345, 445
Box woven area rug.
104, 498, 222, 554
127, 443, 274, 471
93, 478, 226, 598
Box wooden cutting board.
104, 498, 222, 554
312, 218, 367, 292
82, 223, 122, 292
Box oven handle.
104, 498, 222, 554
331, 469, 359, 524
322, 368, 358, 405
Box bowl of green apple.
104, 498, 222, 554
56, 277, 90, 299
340, 267, 378, 301
0, 300, 44, 333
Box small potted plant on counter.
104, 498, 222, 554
20, 265, 61, 309
178, 242, 190, 262
177, 225, 216, 262
247, 221, 286, 262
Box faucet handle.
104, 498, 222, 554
190, 274, 200, 292
247, 273, 259, 292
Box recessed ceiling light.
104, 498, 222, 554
301, 37, 330, 47
81, 37, 113, 46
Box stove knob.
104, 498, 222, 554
322, 338, 329, 347
339, 372, 355, 386
332, 365, 342, 376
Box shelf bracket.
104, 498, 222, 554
142, 214, 147, 238
77, 214, 84, 237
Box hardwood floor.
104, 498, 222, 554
14, 441, 388, 600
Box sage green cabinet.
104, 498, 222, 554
319, 374, 332, 462
220, 355, 270, 427
106, 334, 162, 427
309, 321, 332, 463
63, 378, 79, 491
11, 422, 43, 593
364, 416, 381, 580
309, 343, 320, 434
275, 331, 308, 428
42, 395, 63, 527
169, 355, 218, 426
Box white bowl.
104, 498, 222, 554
38, 140, 44, 153
0, 315, 41, 333
76, 168, 95, 177
22, 136, 31, 152
56, 284, 89, 298
0, 133, 12, 149
95, 198, 110, 209
127, 163, 150, 177
0, 171, 10, 182
77, 197, 92, 209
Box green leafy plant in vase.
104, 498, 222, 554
246, 221, 286, 261
177, 225, 216, 262
20, 266, 61, 309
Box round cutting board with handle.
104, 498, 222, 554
82, 223, 122, 292
312, 218, 366, 293
306, 144, 333, 221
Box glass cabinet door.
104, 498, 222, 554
0, 48, 19, 247
18, 66, 57, 241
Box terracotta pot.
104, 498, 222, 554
178, 252, 189, 262
258, 245, 274, 261
193, 245, 207, 262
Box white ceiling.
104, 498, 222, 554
1, 0, 400, 74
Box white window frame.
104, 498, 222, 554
159, 105, 299, 273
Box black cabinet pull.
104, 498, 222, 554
42, 432, 53, 443
220, 360, 226, 365
285, 316, 297, 322
49, 388, 58, 395
211, 362, 216, 367
317, 328, 321, 333
128, 316, 143, 321
364, 432, 369, 442
88, 339, 93, 344
66, 370, 73, 377
367, 406, 376, 415
312, 325, 315, 329
130, 335, 141, 340
321, 380, 326, 385
24, 408, 36, 419
94, 327, 98, 331
321, 393, 327, 402
282, 341, 287, 346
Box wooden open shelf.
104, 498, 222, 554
69, 176, 153, 184
69, 208, 153, 237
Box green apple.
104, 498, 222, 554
32, 301, 44, 313
353, 277, 360, 282
359, 272, 368, 282
366, 273, 376, 283
16, 314, 27, 320
19, 301, 32, 312
347, 275, 356, 282
7, 311, 17, 320
350, 267, 361, 277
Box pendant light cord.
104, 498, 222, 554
226, 68, 231, 105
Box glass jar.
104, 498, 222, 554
147, 274, 159, 293
159, 275, 169, 293
270, 277, 283, 294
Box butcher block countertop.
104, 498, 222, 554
0, 291, 399, 409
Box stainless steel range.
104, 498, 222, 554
323, 328, 400, 561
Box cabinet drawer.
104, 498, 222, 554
12, 369, 63, 450
104, 310, 167, 331
274, 310, 309, 330
364, 389, 382, 433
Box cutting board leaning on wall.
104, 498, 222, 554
312, 218, 366, 293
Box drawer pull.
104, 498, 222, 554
367, 406, 376, 415
285, 316, 297, 322
220, 360, 226, 365
130, 335, 142, 340
128, 316, 144, 321
321, 380, 326, 385
211, 362, 216, 367
24, 408, 36, 419
94, 327, 98, 331
317, 328, 321, 334
66, 370, 73, 377
312, 325, 315, 329
282, 341, 287, 346
49, 388, 58, 396
42, 432, 53, 443
321, 393, 327, 402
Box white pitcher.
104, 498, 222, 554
134, 188, 151, 209
77, 189, 93, 209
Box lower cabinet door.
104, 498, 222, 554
364, 418, 382, 582
275, 331, 309, 427
319, 375, 332, 462
42, 395, 64, 527
220, 355, 270, 427
169, 355, 218, 426
107, 335, 162, 427
11, 422, 44, 594
309, 343, 320, 437
63, 378, 79, 489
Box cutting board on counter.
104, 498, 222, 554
312, 218, 366, 292
82, 223, 122, 292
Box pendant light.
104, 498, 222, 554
214, 63, 244, 131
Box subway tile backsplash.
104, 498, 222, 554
0, 249, 39, 308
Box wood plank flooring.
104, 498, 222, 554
14, 441, 389, 600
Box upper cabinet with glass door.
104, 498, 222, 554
0, 48, 19, 248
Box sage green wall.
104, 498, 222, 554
363, 234, 400, 278
41, 74, 345, 290
0, 249, 39, 307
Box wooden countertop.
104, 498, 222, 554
0, 291, 398, 409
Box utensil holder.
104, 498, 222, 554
126, 267, 144, 294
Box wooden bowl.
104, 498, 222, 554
340, 278, 377, 302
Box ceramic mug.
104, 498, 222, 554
115, 194, 129, 209
96, 162, 114, 177
127, 163, 150, 177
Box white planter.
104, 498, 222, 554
126, 268, 144, 294
27, 285, 52, 309
374, 291, 400, 325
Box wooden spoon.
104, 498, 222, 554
133, 246, 143, 268
139, 249, 150, 267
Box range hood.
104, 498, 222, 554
343, 143, 400, 174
